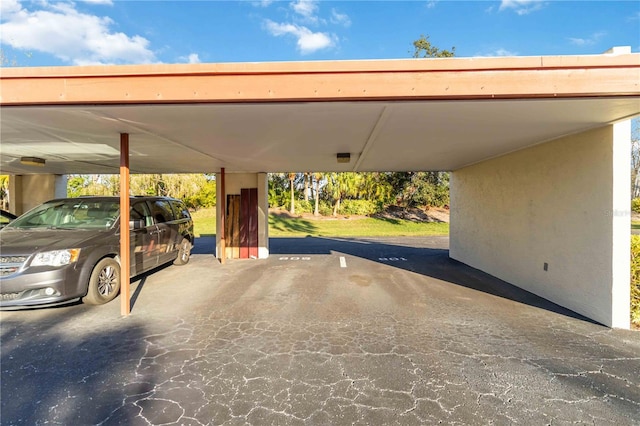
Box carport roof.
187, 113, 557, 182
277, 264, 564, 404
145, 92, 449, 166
1, 52, 639, 175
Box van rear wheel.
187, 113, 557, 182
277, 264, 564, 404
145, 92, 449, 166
173, 238, 192, 265
83, 258, 120, 305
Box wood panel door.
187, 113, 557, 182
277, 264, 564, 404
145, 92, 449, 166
240, 188, 259, 259
226, 194, 241, 259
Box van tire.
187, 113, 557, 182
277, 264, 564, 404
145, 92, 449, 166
173, 238, 192, 265
83, 258, 121, 305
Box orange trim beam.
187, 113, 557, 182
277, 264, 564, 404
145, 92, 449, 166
1, 55, 638, 105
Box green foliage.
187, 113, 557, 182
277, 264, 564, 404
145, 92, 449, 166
67, 175, 119, 197
186, 179, 216, 209
632, 198, 640, 214
268, 173, 290, 207
67, 173, 214, 209
631, 236, 640, 326
412, 34, 455, 58
285, 199, 314, 214
386, 172, 450, 208
317, 202, 333, 217
0, 175, 10, 210
338, 199, 379, 216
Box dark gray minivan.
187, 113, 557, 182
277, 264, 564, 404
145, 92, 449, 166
0, 196, 194, 308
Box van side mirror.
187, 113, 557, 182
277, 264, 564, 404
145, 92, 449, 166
129, 219, 145, 230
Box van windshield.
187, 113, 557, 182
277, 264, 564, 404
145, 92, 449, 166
7, 200, 120, 230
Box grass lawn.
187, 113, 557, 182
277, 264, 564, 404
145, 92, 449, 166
190, 207, 449, 237
633, 222, 640, 231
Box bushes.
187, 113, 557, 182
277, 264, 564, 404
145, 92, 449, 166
338, 199, 379, 216
632, 198, 640, 214
631, 236, 640, 327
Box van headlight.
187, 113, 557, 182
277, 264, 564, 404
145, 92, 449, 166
32, 249, 81, 267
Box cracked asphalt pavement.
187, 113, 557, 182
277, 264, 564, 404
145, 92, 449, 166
1, 236, 639, 425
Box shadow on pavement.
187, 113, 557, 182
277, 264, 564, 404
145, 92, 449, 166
269, 236, 598, 325
1, 307, 151, 425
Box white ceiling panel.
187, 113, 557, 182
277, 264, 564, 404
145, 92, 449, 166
1, 97, 638, 175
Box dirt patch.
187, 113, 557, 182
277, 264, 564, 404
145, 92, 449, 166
372, 205, 450, 223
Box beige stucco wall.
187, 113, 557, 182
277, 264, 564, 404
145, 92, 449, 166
215, 172, 269, 259
450, 123, 630, 328
9, 174, 67, 215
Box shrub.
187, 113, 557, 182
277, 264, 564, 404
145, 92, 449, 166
283, 199, 314, 214
632, 198, 640, 214
631, 236, 640, 327
318, 202, 333, 217
339, 199, 379, 216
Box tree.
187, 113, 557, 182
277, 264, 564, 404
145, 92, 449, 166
313, 172, 323, 216
289, 172, 296, 214
0, 175, 9, 210
324, 172, 363, 216
380, 34, 457, 209
412, 34, 455, 58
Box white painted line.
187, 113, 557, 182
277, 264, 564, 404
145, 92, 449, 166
339, 256, 347, 268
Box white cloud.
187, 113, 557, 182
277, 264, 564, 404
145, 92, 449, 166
264, 19, 334, 54
499, 0, 545, 15
80, 0, 113, 5
478, 48, 519, 57
0, 0, 22, 16
186, 53, 201, 64
290, 0, 319, 21
426, 1, 438, 9
252, 0, 274, 7
330, 9, 351, 27
0, 0, 156, 65
568, 31, 606, 46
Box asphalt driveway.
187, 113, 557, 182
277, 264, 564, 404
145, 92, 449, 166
1, 236, 639, 425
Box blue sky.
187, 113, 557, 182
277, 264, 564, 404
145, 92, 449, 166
1, 0, 639, 67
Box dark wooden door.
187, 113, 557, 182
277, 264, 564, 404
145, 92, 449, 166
240, 188, 259, 259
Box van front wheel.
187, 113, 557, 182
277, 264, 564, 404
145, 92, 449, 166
83, 258, 121, 305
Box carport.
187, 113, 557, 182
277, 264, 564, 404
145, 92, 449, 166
1, 49, 638, 327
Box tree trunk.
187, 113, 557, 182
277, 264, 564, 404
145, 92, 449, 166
314, 174, 320, 216
289, 173, 295, 214
333, 197, 340, 216
303, 173, 310, 201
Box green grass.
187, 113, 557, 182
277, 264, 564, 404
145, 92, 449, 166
633, 222, 640, 230
269, 214, 448, 237
190, 207, 449, 237
191, 208, 217, 236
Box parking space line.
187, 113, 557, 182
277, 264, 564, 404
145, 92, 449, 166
339, 256, 347, 268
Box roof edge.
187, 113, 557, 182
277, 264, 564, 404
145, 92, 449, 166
1, 53, 639, 79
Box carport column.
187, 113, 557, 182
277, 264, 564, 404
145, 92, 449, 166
215, 172, 269, 259
120, 133, 131, 316
450, 122, 631, 328
219, 168, 226, 264
9, 174, 67, 215
257, 173, 269, 259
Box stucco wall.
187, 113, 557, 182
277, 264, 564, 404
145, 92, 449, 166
450, 123, 630, 328
9, 174, 67, 215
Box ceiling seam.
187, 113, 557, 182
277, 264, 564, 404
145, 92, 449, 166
352, 106, 391, 172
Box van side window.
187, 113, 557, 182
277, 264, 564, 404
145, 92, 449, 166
131, 201, 153, 227
151, 200, 175, 224
169, 200, 191, 220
